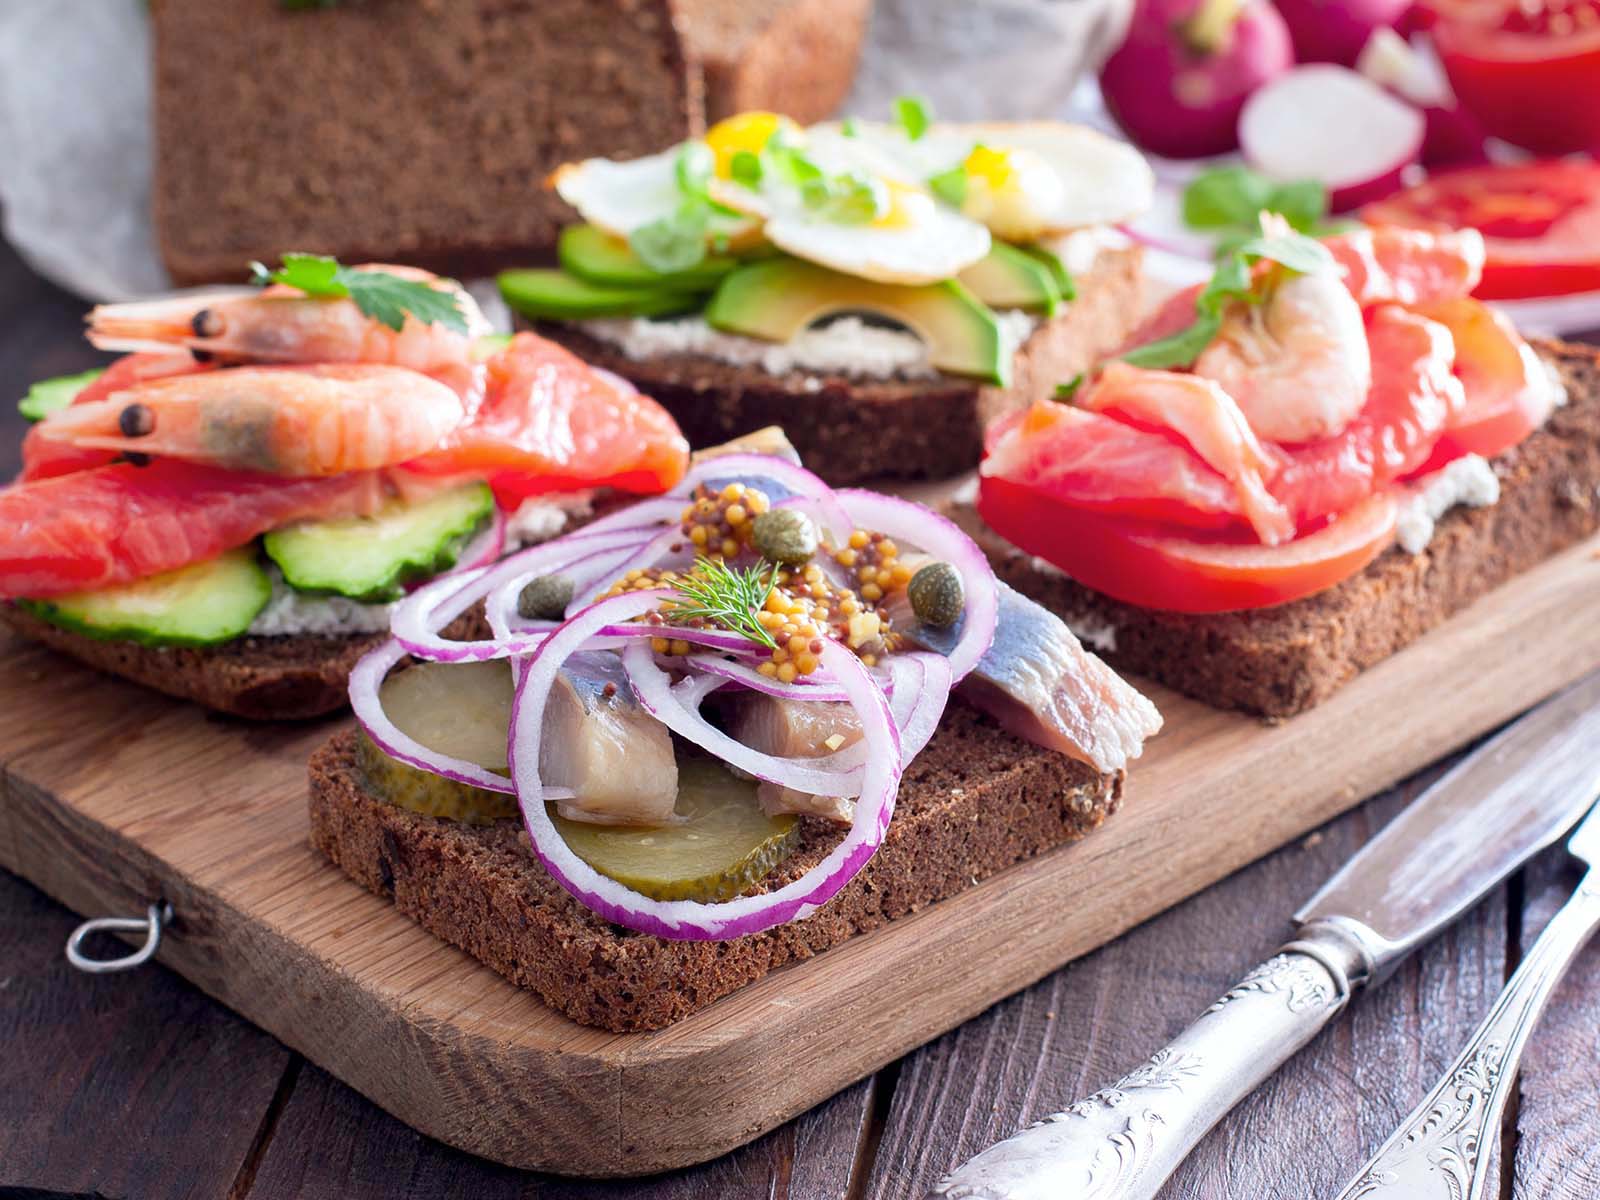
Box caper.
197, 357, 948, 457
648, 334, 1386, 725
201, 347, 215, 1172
750, 507, 819, 565
517, 573, 574, 620
907, 561, 964, 628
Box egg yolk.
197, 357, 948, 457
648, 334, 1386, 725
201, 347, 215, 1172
963, 144, 1018, 191
706, 111, 801, 179
872, 180, 935, 228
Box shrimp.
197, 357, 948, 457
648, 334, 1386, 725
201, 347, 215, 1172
30, 363, 466, 477
1324, 226, 1485, 307
1081, 362, 1296, 545
86, 264, 490, 373
1194, 261, 1372, 444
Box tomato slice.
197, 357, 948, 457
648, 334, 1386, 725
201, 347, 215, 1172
1363, 161, 1600, 299
981, 399, 1244, 530
405, 332, 689, 506
1428, 0, 1600, 155
978, 475, 1398, 613
1412, 296, 1558, 469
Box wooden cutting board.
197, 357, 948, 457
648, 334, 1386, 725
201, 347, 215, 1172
2, 531, 1598, 1178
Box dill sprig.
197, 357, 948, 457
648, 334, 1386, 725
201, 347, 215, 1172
664, 557, 780, 650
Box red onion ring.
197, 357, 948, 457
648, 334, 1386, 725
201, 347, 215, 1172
350, 639, 572, 800
673, 453, 853, 547
683, 653, 854, 703
508, 590, 903, 939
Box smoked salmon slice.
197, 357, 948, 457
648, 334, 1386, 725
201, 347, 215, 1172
0, 461, 386, 597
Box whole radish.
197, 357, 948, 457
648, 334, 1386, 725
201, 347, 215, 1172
1273, 0, 1414, 66
1100, 0, 1294, 159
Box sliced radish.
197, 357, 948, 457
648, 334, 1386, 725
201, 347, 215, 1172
1240, 64, 1426, 211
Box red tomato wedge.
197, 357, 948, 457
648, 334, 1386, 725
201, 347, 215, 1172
21, 352, 214, 481
1267, 306, 1463, 525
1413, 296, 1560, 469
980, 400, 1244, 530
978, 475, 1399, 614
405, 332, 689, 506
1363, 161, 1600, 299
1428, 0, 1600, 155
0, 461, 386, 597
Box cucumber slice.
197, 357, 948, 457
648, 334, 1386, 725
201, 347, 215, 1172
498, 268, 709, 321
957, 244, 1063, 315
559, 224, 738, 290
264, 482, 494, 603
20, 368, 104, 421
19, 548, 271, 647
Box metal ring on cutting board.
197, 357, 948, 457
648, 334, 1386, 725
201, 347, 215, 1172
65, 902, 173, 974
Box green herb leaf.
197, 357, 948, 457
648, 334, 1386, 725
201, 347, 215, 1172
1267, 179, 1329, 232
19, 368, 104, 422
893, 95, 932, 141
927, 163, 968, 208
841, 117, 860, 138
1118, 229, 1333, 371
1054, 374, 1085, 401
675, 140, 715, 199
665, 557, 781, 650
253, 254, 468, 333
630, 202, 712, 275
1181, 165, 1277, 230
729, 149, 763, 189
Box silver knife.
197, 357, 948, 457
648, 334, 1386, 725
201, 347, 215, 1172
1331, 796, 1600, 1200
929, 671, 1600, 1200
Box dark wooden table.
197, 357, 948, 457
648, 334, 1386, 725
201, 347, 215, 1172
2, 236, 1597, 1200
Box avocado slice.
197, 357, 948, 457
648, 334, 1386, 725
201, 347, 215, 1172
705, 257, 1010, 385
957, 244, 1063, 316
498, 269, 710, 322
559, 224, 740, 290
1019, 243, 1078, 301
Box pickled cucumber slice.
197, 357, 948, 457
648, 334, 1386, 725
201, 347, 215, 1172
356, 659, 517, 825
357, 660, 802, 899
552, 757, 799, 902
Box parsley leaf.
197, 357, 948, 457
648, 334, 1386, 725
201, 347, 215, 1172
1119, 229, 1333, 371
252, 254, 468, 333
1181, 164, 1354, 256
19, 368, 104, 422
928, 163, 968, 207
1054, 374, 1085, 401
893, 94, 932, 141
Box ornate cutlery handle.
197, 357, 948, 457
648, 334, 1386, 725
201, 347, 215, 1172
1331, 867, 1600, 1200
928, 944, 1357, 1200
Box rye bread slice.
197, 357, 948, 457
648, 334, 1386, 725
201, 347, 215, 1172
533, 245, 1146, 485
958, 339, 1600, 720
308, 701, 1121, 1033
0, 604, 381, 721
680, 0, 872, 124
151, 0, 699, 285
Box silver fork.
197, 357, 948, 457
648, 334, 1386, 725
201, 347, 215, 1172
1330, 799, 1600, 1200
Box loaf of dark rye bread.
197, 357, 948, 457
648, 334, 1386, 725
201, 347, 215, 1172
308, 700, 1120, 1032
150, 0, 872, 285
534, 246, 1146, 485
958, 339, 1600, 720
152, 0, 699, 285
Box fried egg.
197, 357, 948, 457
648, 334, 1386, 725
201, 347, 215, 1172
551, 148, 760, 245
820, 120, 1156, 242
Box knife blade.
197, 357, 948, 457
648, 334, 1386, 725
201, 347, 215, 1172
928, 671, 1600, 1200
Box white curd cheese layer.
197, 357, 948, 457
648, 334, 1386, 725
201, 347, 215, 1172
248, 569, 395, 638
1395, 454, 1501, 554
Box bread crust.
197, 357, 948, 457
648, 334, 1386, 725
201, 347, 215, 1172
680, 0, 873, 123
308, 702, 1121, 1032
534, 246, 1147, 485
961, 339, 1600, 719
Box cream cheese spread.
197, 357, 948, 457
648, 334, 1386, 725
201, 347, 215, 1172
247, 568, 395, 638
506, 491, 594, 547
1395, 453, 1501, 554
